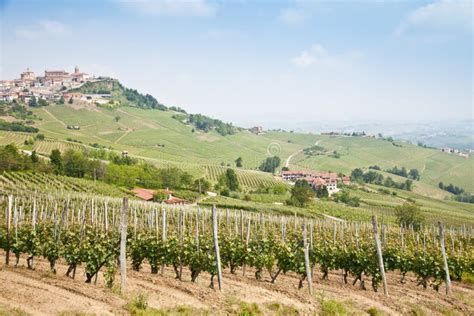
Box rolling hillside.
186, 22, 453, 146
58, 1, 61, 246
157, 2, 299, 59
20, 102, 473, 194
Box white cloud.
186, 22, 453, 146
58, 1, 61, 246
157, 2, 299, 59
117, 0, 216, 17
290, 44, 364, 69
279, 8, 306, 26
395, 0, 472, 36
16, 20, 70, 40
291, 50, 315, 67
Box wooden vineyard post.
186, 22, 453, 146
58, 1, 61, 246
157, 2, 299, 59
438, 222, 451, 295
243, 217, 251, 277
195, 208, 200, 250
120, 197, 129, 294
5, 195, 12, 265
303, 223, 313, 295
104, 200, 109, 233
355, 222, 359, 249
372, 216, 388, 296
154, 209, 159, 239
161, 208, 167, 275
212, 205, 223, 291
240, 210, 244, 241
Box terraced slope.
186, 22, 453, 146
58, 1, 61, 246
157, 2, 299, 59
0, 103, 468, 194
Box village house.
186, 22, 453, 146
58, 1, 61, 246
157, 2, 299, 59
249, 126, 263, 135
131, 188, 188, 205
281, 170, 350, 195
71, 66, 90, 82
281, 170, 314, 181
20, 68, 36, 81
308, 177, 339, 195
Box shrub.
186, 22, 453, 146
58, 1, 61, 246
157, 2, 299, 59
395, 203, 425, 230
129, 293, 148, 312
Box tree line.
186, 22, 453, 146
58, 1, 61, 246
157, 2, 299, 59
438, 182, 474, 204
351, 168, 413, 191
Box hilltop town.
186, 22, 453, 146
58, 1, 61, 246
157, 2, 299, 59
0, 67, 112, 105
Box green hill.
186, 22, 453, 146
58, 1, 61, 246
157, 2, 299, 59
1, 78, 472, 197
19, 102, 472, 194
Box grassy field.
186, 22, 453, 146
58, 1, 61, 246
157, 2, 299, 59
0, 103, 470, 196
290, 135, 474, 193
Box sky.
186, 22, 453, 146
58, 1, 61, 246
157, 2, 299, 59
0, 0, 472, 127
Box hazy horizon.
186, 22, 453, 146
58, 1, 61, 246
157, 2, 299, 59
1, 0, 472, 124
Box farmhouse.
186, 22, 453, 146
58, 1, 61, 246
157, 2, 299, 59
131, 188, 154, 201
308, 177, 339, 195
281, 170, 350, 195
249, 126, 263, 135
131, 187, 188, 205
281, 170, 313, 181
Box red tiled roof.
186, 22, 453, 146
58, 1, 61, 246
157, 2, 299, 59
132, 188, 154, 201
164, 197, 186, 205
313, 178, 327, 185
281, 171, 310, 175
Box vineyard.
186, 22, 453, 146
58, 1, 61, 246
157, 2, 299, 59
205, 165, 283, 188
0, 190, 472, 314
0, 171, 128, 197
0, 131, 32, 147
32, 138, 85, 155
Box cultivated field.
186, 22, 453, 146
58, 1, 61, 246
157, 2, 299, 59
26, 105, 473, 194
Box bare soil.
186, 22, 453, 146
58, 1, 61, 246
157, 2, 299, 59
0, 253, 472, 315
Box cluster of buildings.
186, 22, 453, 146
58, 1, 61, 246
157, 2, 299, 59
0, 67, 102, 104
131, 188, 188, 205
281, 170, 350, 195
441, 147, 469, 158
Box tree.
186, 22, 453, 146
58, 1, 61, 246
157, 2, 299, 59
58, 96, 65, 104
36, 133, 45, 141
225, 168, 239, 191
362, 171, 384, 184
403, 179, 413, 191
63, 149, 90, 178
288, 179, 314, 207
0, 144, 29, 171
193, 178, 211, 193
333, 190, 360, 207
68, 97, 74, 104
281, 166, 289, 171
270, 183, 287, 195
28, 96, 38, 107
235, 157, 243, 168
409, 169, 420, 180
350, 168, 364, 182
38, 98, 48, 107
315, 185, 329, 198
153, 190, 168, 202
395, 203, 425, 230
259, 156, 281, 173
400, 167, 408, 177
115, 115, 121, 122
30, 150, 39, 163
49, 149, 63, 174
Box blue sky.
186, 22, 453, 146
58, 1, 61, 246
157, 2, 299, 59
0, 0, 472, 126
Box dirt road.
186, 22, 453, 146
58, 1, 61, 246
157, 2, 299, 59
0, 253, 472, 315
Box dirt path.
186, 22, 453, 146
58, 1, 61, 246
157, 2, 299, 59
285, 140, 321, 168
114, 128, 133, 144
0, 253, 472, 315
321, 214, 345, 222
41, 108, 66, 127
